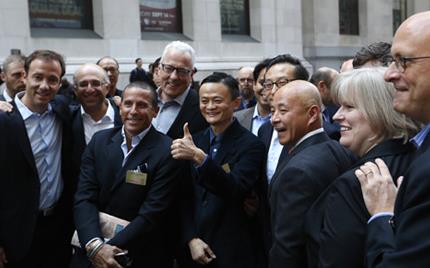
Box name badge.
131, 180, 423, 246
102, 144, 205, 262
126, 170, 147, 186
222, 163, 231, 173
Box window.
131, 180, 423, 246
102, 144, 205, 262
339, 0, 359, 35
221, 0, 250, 35
140, 0, 183, 33
393, 0, 407, 34
29, 0, 93, 30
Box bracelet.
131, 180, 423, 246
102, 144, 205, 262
87, 240, 104, 259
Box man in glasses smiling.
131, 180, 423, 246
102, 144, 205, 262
70, 63, 122, 183
152, 41, 207, 140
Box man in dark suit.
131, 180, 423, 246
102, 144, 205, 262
269, 80, 354, 268
72, 82, 184, 268
129, 58, 153, 87
355, 11, 430, 267
152, 41, 208, 139
0, 50, 75, 268
0, 54, 26, 102
70, 63, 122, 180
309, 67, 340, 140
171, 72, 266, 267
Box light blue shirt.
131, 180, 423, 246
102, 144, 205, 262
120, 125, 150, 166
152, 87, 190, 134
411, 123, 430, 148
15, 92, 63, 210
251, 106, 271, 136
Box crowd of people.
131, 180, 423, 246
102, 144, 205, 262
0, 10, 430, 268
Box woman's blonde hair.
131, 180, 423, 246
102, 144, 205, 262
332, 67, 420, 141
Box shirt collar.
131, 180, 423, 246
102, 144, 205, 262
157, 86, 190, 106
290, 127, 325, 152
80, 99, 115, 122
252, 105, 271, 120
3, 89, 13, 102
411, 123, 430, 148
121, 124, 151, 149
14, 91, 53, 120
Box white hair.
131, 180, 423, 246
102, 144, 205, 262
161, 41, 196, 66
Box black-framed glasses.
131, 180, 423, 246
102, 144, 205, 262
387, 55, 430, 73
160, 63, 193, 77
262, 77, 292, 91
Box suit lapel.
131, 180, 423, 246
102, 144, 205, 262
110, 127, 157, 192
9, 103, 38, 177
268, 132, 330, 197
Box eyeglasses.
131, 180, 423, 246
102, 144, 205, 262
262, 77, 292, 91
160, 63, 193, 77
77, 80, 104, 88
238, 78, 254, 84
387, 55, 430, 73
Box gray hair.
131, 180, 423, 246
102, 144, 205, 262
2, 54, 25, 73
161, 41, 196, 66
332, 67, 420, 141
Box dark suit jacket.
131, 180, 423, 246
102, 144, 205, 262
256, 120, 289, 258
166, 89, 208, 140
0, 97, 74, 262
364, 133, 430, 268
304, 139, 415, 268
268, 132, 355, 268
70, 100, 122, 181
180, 120, 266, 268
73, 126, 184, 268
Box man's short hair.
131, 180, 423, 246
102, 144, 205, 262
253, 58, 272, 82
2, 54, 26, 73
266, 54, 309, 81
353, 42, 392, 68
200, 72, 240, 100
135, 58, 142, 64
25, 50, 66, 77
161, 41, 196, 66
123, 81, 158, 108
96, 56, 120, 69
309, 67, 336, 89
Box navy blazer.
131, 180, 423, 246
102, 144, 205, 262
363, 133, 430, 268
304, 139, 415, 268
166, 89, 208, 139
73, 126, 184, 268
180, 120, 266, 268
268, 132, 355, 268
0, 97, 75, 262
70, 100, 122, 180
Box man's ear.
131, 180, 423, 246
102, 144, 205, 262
233, 96, 242, 109
308, 105, 321, 125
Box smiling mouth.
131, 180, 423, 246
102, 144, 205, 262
340, 125, 351, 132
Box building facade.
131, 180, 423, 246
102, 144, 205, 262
0, 0, 429, 87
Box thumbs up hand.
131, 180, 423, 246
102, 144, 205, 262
171, 123, 207, 165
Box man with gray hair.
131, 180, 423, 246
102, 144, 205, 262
0, 54, 26, 101
152, 41, 207, 139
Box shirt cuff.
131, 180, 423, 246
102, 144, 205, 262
195, 155, 208, 169
367, 212, 394, 224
